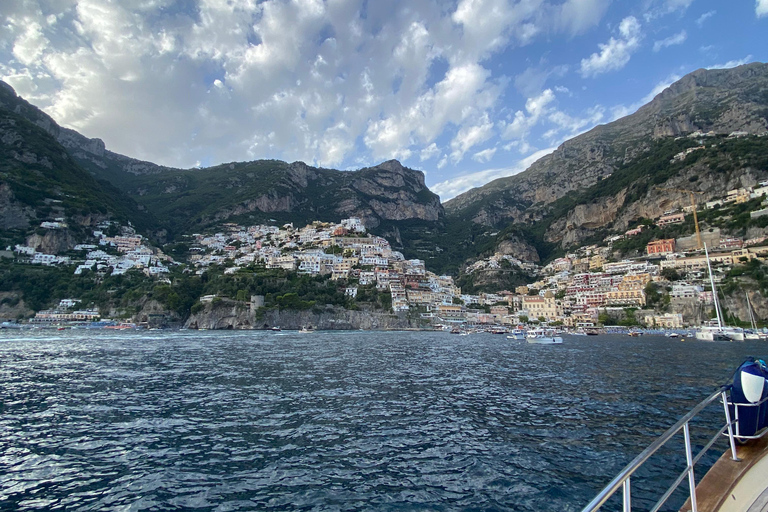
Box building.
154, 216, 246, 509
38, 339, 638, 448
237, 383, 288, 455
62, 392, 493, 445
647, 239, 675, 255
644, 313, 684, 329
657, 213, 685, 227
670, 282, 703, 300
521, 292, 563, 322
605, 289, 646, 307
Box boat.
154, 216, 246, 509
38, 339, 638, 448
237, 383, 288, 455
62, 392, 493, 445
506, 328, 526, 340
744, 292, 766, 340
269, 326, 281, 331
695, 244, 744, 342
526, 328, 563, 344
581, 358, 768, 512
666, 332, 680, 338
298, 326, 315, 333
571, 328, 588, 336
627, 330, 643, 337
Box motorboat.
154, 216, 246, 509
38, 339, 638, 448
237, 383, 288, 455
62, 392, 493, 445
526, 328, 563, 344
506, 328, 526, 340
298, 326, 315, 333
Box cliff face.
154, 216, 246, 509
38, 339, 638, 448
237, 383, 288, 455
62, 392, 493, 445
0, 82, 174, 178
185, 300, 426, 330
0, 81, 443, 238
120, 158, 443, 235
445, 63, 768, 228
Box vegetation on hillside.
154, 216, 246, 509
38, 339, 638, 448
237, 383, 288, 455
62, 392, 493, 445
0, 108, 156, 246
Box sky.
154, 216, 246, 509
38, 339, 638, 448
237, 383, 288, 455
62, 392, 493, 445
1, 0, 767, 202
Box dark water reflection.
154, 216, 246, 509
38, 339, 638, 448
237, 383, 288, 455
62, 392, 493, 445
0, 330, 763, 511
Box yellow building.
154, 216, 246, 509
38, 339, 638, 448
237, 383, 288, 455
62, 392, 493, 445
522, 292, 563, 321
589, 255, 607, 270
605, 289, 646, 307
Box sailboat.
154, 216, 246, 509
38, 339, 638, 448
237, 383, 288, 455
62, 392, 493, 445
744, 292, 766, 340
695, 244, 744, 341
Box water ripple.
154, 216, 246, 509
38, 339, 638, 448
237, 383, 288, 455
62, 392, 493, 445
0, 330, 760, 511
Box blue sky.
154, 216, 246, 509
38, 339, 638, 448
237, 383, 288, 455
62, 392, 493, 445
1, 0, 766, 201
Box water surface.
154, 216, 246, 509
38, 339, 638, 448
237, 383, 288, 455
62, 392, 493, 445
1, 330, 763, 511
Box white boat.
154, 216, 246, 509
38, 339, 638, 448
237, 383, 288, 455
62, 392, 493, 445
506, 328, 526, 340
695, 244, 744, 342
744, 292, 767, 340
526, 328, 563, 344
298, 326, 315, 333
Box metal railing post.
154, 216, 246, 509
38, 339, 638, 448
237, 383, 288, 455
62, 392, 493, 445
721, 390, 741, 462
683, 422, 698, 512
623, 478, 631, 512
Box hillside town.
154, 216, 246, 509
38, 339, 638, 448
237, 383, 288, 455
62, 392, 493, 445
7, 179, 768, 330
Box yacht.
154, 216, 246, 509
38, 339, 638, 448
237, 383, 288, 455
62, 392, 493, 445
506, 327, 526, 340
526, 328, 563, 344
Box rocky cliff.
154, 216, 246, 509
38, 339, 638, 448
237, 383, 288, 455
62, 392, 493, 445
185, 300, 428, 330
119, 158, 443, 236
445, 63, 768, 228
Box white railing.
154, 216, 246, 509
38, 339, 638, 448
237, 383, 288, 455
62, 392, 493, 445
582, 388, 768, 512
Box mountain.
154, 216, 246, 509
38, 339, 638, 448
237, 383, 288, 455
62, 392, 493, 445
0, 84, 156, 250
0, 81, 442, 240
112, 158, 442, 237
3, 63, 768, 274
442, 62, 768, 261
446, 63, 768, 221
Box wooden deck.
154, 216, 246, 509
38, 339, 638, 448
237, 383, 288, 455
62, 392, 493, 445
680, 436, 768, 512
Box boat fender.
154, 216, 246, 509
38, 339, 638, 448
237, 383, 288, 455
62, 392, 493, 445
729, 358, 768, 437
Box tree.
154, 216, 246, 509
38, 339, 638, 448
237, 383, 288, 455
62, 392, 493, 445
645, 281, 661, 308
661, 268, 682, 281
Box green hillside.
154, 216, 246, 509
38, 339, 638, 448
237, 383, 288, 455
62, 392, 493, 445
0, 106, 156, 246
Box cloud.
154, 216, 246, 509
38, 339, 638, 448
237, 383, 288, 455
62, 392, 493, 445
472, 147, 497, 162
706, 55, 754, 70
420, 143, 440, 161
450, 113, 494, 162
0, 0, 613, 177
554, 0, 612, 36
514, 62, 569, 97
431, 147, 556, 201
644, 0, 695, 20
580, 16, 643, 77
696, 10, 715, 26
758, 0, 768, 17
501, 88, 556, 140
653, 30, 686, 52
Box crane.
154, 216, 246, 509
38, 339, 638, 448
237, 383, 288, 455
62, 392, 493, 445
653, 186, 704, 250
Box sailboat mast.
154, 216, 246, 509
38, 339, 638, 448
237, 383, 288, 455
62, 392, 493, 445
705, 244, 723, 329
746, 292, 757, 330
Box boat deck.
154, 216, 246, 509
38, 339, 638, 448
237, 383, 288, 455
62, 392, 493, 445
680, 436, 768, 512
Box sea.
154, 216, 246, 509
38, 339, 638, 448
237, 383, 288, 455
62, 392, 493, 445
1, 330, 765, 511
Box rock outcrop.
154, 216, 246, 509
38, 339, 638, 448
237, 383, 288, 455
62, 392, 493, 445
445, 63, 768, 227
185, 300, 427, 330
